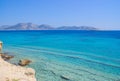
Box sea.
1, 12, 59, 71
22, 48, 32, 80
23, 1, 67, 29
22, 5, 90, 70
0, 30, 120, 81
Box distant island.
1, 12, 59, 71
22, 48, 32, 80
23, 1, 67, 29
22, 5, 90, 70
0, 23, 98, 30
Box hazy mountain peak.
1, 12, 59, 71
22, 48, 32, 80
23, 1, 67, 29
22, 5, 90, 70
0, 23, 98, 30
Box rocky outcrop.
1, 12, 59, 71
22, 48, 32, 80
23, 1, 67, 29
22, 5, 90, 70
0, 41, 2, 51
0, 56, 36, 81
0, 53, 14, 60
19, 59, 32, 66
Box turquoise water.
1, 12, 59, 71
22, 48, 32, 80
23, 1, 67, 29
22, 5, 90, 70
0, 30, 120, 81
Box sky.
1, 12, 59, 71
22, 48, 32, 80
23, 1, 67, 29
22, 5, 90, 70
0, 0, 120, 30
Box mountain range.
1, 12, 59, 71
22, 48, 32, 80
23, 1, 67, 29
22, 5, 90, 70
0, 23, 98, 30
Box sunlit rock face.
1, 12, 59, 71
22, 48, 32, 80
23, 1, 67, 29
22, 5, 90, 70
0, 56, 36, 81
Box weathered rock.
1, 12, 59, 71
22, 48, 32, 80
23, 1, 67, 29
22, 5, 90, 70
0, 56, 36, 81
19, 59, 32, 66
60, 75, 70, 80
25, 72, 34, 76
0, 53, 14, 60
0, 41, 3, 52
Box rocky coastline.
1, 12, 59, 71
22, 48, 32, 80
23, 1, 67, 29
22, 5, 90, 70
0, 54, 36, 81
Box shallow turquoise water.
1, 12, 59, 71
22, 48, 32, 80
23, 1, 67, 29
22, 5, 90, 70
0, 30, 120, 81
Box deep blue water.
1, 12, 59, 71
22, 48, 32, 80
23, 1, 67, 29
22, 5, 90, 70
0, 30, 120, 81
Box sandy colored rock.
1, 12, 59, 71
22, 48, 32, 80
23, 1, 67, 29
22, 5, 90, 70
0, 41, 2, 52
19, 59, 32, 66
0, 53, 14, 60
0, 56, 36, 81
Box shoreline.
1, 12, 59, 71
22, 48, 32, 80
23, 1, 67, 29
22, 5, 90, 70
0, 55, 36, 81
